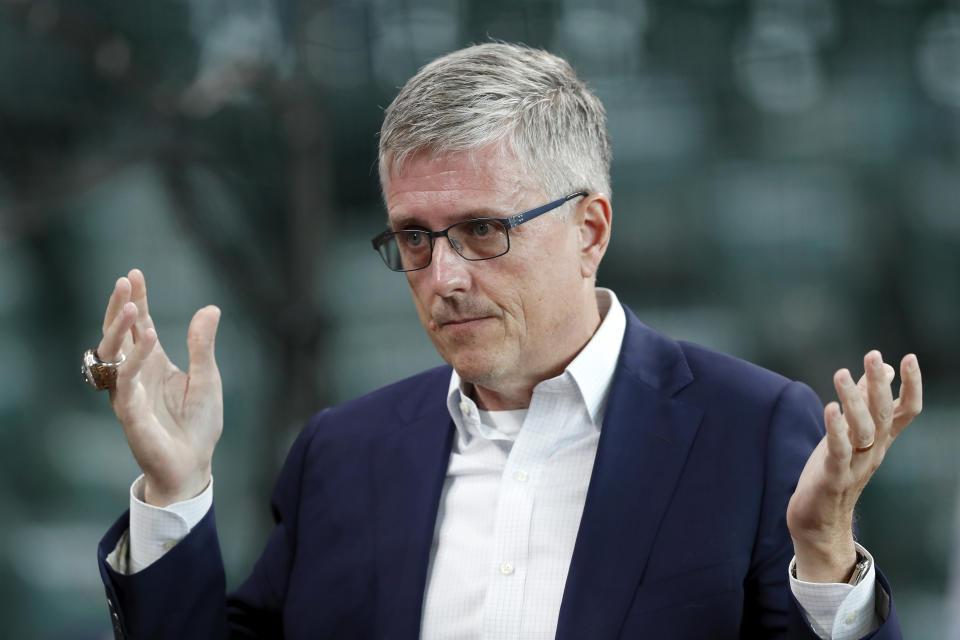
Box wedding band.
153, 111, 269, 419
81, 348, 126, 391
854, 440, 875, 453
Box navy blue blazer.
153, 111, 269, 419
98, 305, 901, 639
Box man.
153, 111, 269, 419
90, 44, 922, 639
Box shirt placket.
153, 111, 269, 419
480, 380, 579, 640
480, 427, 541, 640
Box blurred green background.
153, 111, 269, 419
1, 0, 958, 638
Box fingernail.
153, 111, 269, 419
907, 354, 918, 370
839, 370, 853, 386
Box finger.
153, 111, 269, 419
884, 363, 895, 382
112, 326, 158, 404
102, 277, 132, 333
855, 363, 895, 395
864, 350, 895, 439
834, 368, 876, 450
187, 306, 222, 388
128, 268, 156, 340
97, 302, 137, 362
824, 400, 852, 463
893, 354, 922, 434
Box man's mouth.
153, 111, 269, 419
440, 316, 492, 327
430, 311, 497, 332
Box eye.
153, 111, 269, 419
468, 221, 492, 237
403, 231, 426, 247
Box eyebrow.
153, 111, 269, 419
390, 206, 508, 230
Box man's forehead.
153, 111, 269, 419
387, 145, 516, 185
385, 186, 523, 228
383, 147, 536, 222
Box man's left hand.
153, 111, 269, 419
787, 351, 922, 583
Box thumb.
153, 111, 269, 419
187, 305, 222, 385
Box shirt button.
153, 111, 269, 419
844, 613, 858, 625
459, 401, 470, 416
513, 470, 529, 483
162, 539, 178, 552
499, 562, 514, 576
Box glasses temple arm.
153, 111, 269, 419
504, 191, 589, 229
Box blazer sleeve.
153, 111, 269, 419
97, 417, 323, 640
743, 380, 901, 640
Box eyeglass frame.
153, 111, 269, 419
371, 190, 589, 272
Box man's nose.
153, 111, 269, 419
429, 236, 470, 294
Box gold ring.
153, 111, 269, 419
81, 348, 125, 391
854, 440, 875, 453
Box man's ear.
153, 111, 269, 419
576, 193, 612, 279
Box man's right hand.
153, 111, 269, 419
97, 268, 223, 507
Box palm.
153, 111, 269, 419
130, 342, 221, 484
98, 269, 223, 506
787, 436, 864, 539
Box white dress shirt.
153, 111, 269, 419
111, 288, 879, 639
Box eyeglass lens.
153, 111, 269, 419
381, 219, 509, 271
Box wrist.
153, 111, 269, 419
792, 534, 858, 583
143, 468, 211, 507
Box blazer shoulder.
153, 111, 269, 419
619, 304, 799, 404
678, 341, 789, 389
675, 340, 821, 413
652, 341, 826, 481
300, 364, 452, 442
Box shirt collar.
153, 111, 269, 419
564, 288, 626, 426
446, 288, 626, 436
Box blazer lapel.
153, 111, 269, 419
556, 307, 704, 640
372, 378, 454, 640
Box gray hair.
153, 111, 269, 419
378, 43, 612, 205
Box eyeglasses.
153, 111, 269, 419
371, 191, 588, 272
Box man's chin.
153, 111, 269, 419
448, 353, 506, 389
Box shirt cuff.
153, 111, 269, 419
126, 474, 213, 574
789, 543, 880, 640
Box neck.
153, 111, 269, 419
472, 383, 534, 411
